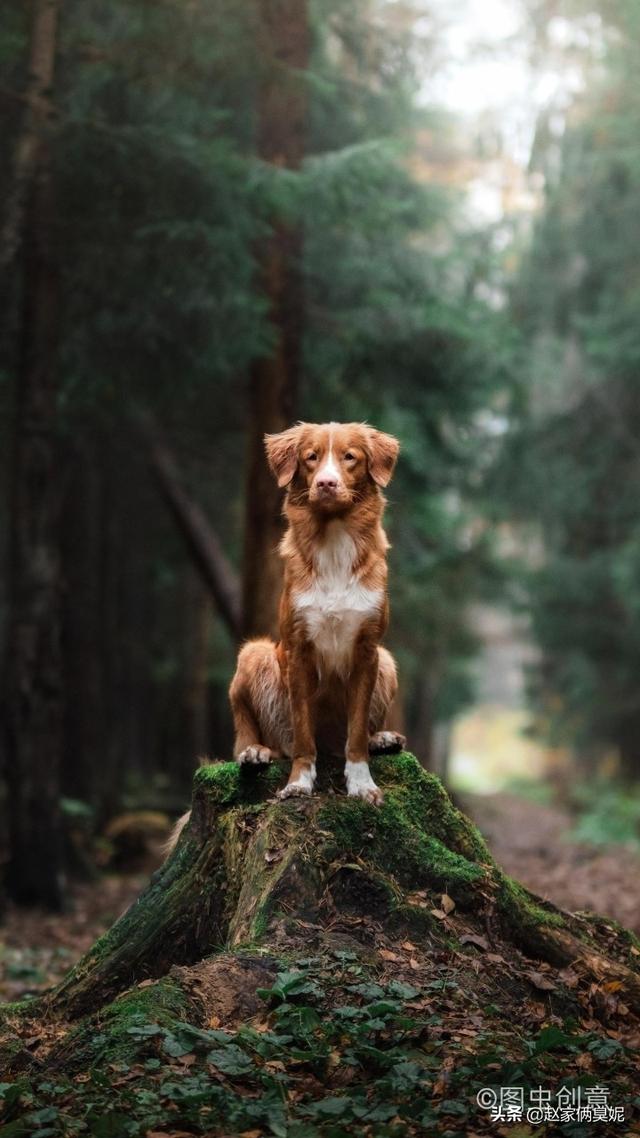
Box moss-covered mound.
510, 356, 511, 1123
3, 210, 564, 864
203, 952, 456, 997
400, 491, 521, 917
1, 752, 640, 1135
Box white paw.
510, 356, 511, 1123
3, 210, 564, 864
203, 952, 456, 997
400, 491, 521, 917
368, 731, 406, 754
277, 763, 316, 799
277, 781, 314, 799
237, 745, 273, 766
345, 761, 384, 806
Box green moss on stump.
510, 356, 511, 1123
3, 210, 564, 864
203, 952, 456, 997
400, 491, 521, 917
498, 878, 566, 934
318, 755, 490, 903
372, 753, 492, 864
194, 760, 283, 806
28, 749, 640, 1027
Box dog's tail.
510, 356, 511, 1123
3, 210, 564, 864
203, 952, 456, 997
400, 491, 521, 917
164, 755, 218, 858
163, 809, 191, 859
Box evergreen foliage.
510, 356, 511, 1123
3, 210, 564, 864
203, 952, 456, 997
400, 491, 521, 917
495, 0, 640, 772
0, 0, 506, 819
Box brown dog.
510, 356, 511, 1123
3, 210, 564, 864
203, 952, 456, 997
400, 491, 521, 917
230, 421, 404, 804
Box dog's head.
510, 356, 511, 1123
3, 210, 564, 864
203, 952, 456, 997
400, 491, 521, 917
265, 422, 399, 513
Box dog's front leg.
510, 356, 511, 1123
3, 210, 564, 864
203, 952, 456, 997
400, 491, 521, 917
345, 641, 384, 805
278, 643, 317, 799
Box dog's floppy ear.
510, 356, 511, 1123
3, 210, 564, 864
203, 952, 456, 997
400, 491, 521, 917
365, 428, 399, 487
264, 426, 301, 488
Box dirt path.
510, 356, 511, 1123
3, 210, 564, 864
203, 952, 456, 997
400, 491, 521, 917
464, 791, 640, 933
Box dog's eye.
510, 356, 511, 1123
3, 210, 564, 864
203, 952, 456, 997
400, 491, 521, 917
344, 452, 356, 462
306, 452, 317, 463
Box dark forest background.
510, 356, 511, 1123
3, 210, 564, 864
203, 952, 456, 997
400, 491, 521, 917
2, 0, 640, 910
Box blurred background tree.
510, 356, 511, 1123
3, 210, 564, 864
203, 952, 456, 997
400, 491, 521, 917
0, 0, 505, 906
494, 0, 640, 778
5, 0, 640, 910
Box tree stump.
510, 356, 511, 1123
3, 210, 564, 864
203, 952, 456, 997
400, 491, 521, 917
2, 752, 640, 1134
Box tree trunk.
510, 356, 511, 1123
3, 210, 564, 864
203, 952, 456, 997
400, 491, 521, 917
1, 0, 64, 910
182, 571, 212, 763
0, 0, 59, 275
139, 411, 242, 643
97, 437, 128, 820
411, 670, 436, 770
60, 439, 107, 811
2, 752, 640, 1125
242, 0, 310, 639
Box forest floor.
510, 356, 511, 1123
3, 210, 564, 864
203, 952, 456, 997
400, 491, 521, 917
0, 872, 148, 1002
463, 791, 640, 936
2, 783, 640, 1135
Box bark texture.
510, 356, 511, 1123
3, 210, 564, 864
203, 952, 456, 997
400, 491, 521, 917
139, 410, 242, 642
242, 0, 310, 639
36, 751, 640, 1024
2, 0, 64, 910
0, 0, 60, 274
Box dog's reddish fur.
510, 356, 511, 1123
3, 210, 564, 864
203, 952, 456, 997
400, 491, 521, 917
230, 421, 404, 804
166, 422, 403, 850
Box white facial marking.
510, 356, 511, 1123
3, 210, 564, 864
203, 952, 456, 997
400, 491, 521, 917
316, 425, 340, 486
293, 521, 382, 676
345, 760, 381, 799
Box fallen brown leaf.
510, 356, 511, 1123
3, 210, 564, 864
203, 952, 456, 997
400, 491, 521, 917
264, 1059, 286, 1072
406, 891, 429, 908
379, 948, 400, 962
558, 967, 579, 988
525, 970, 556, 992
460, 933, 490, 951
441, 893, 455, 914
146, 1132, 194, 1138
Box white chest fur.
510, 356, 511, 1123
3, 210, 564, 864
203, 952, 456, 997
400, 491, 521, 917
293, 522, 382, 675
